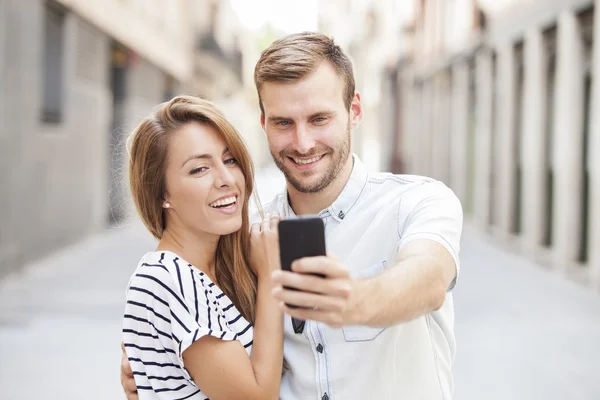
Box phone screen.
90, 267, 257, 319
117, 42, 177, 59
278, 216, 326, 273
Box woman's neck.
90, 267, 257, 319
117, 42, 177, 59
157, 227, 219, 276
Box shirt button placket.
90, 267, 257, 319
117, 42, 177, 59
311, 323, 330, 400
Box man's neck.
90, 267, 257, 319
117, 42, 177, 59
287, 156, 354, 215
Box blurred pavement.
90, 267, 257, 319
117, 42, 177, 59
1, 168, 599, 400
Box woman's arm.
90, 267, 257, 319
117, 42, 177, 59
183, 282, 283, 400
184, 214, 284, 400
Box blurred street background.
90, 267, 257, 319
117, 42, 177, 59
1, 0, 600, 399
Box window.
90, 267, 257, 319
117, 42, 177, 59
488, 52, 497, 226
466, 57, 476, 215
542, 25, 557, 248
512, 41, 524, 235
580, 73, 591, 263
577, 7, 594, 263
42, 2, 65, 123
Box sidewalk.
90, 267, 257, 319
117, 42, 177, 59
1, 169, 599, 399
0, 220, 155, 400
453, 226, 600, 400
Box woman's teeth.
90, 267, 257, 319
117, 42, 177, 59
210, 196, 236, 208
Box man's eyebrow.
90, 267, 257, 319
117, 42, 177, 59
267, 111, 336, 122
308, 111, 336, 119
267, 115, 289, 122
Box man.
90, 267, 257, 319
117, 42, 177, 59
122, 32, 462, 399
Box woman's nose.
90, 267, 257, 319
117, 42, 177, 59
215, 164, 235, 188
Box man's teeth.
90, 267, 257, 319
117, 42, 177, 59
210, 196, 236, 208
292, 155, 323, 165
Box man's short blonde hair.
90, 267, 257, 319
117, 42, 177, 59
254, 32, 356, 113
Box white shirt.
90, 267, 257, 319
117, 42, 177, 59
254, 155, 463, 400
122, 251, 254, 399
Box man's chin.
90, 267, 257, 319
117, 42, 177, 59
282, 160, 317, 178
287, 172, 329, 193
276, 156, 336, 193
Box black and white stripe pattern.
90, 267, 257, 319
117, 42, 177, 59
123, 251, 254, 399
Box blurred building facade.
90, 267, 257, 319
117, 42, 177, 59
190, 0, 272, 169
397, 0, 600, 290
0, 0, 262, 278
318, 0, 415, 173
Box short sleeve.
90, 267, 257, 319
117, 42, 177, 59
396, 180, 463, 290
164, 272, 239, 375
127, 264, 239, 381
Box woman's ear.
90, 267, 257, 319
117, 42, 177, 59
163, 193, 171, 209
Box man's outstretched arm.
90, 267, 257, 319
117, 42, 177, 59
353, 238, 456, 326
272, 180, 462, 328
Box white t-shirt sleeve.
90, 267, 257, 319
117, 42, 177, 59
396, 180, 464, 290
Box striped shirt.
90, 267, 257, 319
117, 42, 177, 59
122, 251, 254, 399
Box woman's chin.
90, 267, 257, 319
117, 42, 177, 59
214, 217, 243, 236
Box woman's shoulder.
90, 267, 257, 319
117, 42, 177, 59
128, 251, 190, 291
128, 251, 224, 307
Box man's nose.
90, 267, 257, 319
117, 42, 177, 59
293, 125, 315, 154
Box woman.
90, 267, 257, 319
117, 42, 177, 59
122, 95, 283, 399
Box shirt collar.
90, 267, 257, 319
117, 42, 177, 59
281, 154, 369, 221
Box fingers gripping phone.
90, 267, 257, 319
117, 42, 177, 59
277, 216, 326, 308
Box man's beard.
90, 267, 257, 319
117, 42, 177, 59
270, 125, 351, 194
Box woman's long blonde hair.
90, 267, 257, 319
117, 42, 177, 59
127, 95, 261, 323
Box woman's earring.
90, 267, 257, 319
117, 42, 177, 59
164, 202, 170, 209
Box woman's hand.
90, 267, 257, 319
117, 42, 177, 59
249, 214, 281, 279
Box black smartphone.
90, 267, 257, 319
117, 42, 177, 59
277, 216, 327, 308
278, 216, 327, 273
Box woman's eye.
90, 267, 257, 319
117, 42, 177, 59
190, 167, 207, 175
224, 158, 237, 165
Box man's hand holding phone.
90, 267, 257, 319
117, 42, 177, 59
271, 255, 365, 327
272, 216, 365, 328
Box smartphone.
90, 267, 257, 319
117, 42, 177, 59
278, 215, 327, 273
277, 216, 327, 308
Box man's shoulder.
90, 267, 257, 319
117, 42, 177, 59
250, 192, 287, 224
365, 172, 460, 209
262, 193, 286, 213
367, 171, 438, 196
368, 170, 434, 187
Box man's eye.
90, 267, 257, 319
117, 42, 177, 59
277, 121, 291, 126
190, 167, 207, 175
314, 117, 327, 123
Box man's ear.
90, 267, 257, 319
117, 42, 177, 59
349, 92, 363, 129
260, 112, 266, 132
